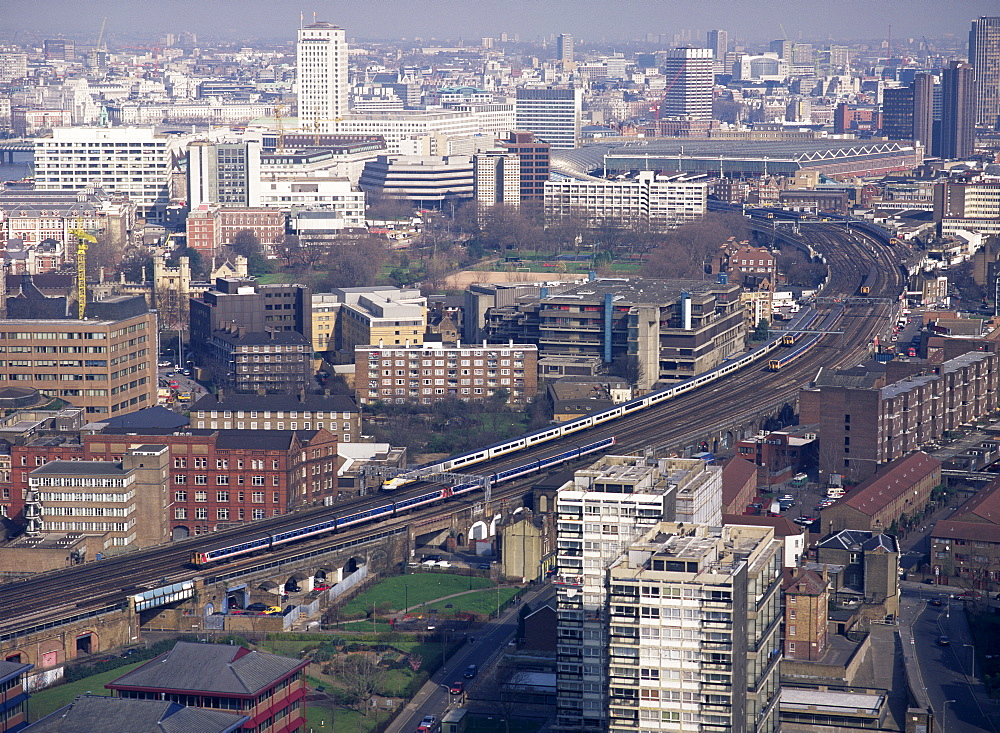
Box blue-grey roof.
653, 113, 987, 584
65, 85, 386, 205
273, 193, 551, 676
817, 529, 897, 553
24, 695, 249, 733
109, 642, 306, 697
97, 406, 190, 431
0, 659, 32, 683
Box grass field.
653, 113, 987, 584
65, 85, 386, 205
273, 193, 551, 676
338, 573, 496, 617
28, 661, 148, 722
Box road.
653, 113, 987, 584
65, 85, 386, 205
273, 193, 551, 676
386, 584, 554, 733
901, 584, 1000, 733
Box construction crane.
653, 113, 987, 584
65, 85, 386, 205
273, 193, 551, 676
274, 103, 288, 152
69, 218, 97, 319
95, 16, 107, 51
308, 117, 344, 145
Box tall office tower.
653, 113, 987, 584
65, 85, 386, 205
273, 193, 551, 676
515, 87, 582, 149
938, 61, 976, 159
557, 33, 574, 65
706, 29, 728, 60
769, 38, 793, 61
791, 43, 814, 64
296, 21, 349, 133
554, 455, 723, 731
498, 130, 550, 201
473, 151, 521, 207
187, 140, 262, 208
970, 16, 1000, 129
913, 73, 936, 151
882, 86, 914, 140
599, 522, 783, 733
661, 48, 714, 120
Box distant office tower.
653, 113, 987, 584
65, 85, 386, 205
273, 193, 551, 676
473, 151, 521, 206
187, 140, 262, 209
792, 43, 814, 64
938, 61, 976, 158
769, 38, 793, 61
970, 16, 1000, 128
661, 48, 714, 120
557, 33, 574, 65
706, 29, 728, 60
515, 87, 582, 149
882, 73, 935, 152
297, 21, 349, 133
828, 45, 850, 69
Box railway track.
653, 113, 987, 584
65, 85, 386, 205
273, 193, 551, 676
0, 223, 905, 637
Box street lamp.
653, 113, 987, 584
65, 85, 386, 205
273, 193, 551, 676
404, 584, 408, 616
942, 699, 955, 733
963, 643, 975, 679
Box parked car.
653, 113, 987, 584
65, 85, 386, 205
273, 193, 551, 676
929, 598, 943, 607
463, 664, 477, 679
449, 681, 464, 695
245, 602, 269, 613
937, 635, 950, 646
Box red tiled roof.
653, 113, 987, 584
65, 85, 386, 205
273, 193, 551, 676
931, 519, 1000, 544
836, 452, 941, 516
781, 567, 827, 595
950, 478, 1000, 524
721, 514, 802, 537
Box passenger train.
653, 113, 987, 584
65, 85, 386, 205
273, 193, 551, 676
384, 304, 828, 492
191, 436, 615, 565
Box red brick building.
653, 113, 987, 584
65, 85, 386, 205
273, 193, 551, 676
6, 428, 338, 538
108, 641, 307, 733
0, 660, 31, 733
721, 455, 758, 515
727, 245, 777, 286
186, 206, 286, 258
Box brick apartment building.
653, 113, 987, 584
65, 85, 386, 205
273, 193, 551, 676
189, 392, 360, 445
819, 452, 942, 535
0, 660, 32, 733
186, 205, 286, 258
6, 426, 338, 538
726, 245, 777, 286
108, 641, 307, 733
354, 342, 538, 405
781, 567, 830, 661
930, 480, 1000, 592
801, 351, 1000, 482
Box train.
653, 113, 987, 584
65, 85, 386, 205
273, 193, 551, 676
768, 305, 844, 371
384, 305, 830, 493
191, 436, 616, 565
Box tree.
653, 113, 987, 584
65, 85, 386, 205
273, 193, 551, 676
610, 354, 644, 389
230, 229, 272, 275
478, 660, 534, 733
336, 653, 387, 716
751, 318, 770, 341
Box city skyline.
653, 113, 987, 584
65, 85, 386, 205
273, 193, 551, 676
2, 0, 999, 43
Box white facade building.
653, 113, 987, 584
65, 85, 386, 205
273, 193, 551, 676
544, 172, 708, 230
297, 22, 349, 132
515, 87, 582, 149
34, 127, 193, 222
661, 48, 714, 120
258, 176, 364, 224
187, 140, 262, 209
474, 151, 521, 206
337, 110, 481, 155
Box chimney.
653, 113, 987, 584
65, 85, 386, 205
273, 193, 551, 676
299, 387, 306, 403
257, 387, 266, 396
217, 389, 224, 403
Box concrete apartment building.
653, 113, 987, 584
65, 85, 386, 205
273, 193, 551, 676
257, 177, 365, 223
473, 150, 521, 207
800, 352, 1000, 482
205, 328, 312, 395
484, 278, 745, 390
554, 455, 723, 730
934, 180, 1000, 238
359, 155, 473, 207
595, 522, 783, 733
0, 294, 157, 417
355, 342, 538, 404
187, 140, 262, 209
329, 286, 427, 356
33, 127, 192, 223
24, 445, 169, 551
337, 109, 481, 155
970, 16, 1000, 129
544, 172, 708, 231
819, 452, 942, 535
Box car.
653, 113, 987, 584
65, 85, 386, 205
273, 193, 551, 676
477, 563, 491, 570
929, 598, 943, 607
463, 664, 477, 679
423, 554, 441, 562
937, 635, 950, 646
449, 681, 464, 695
181, 369, 192, 377
778, 494, 794, 501
793, 516, 817, 525
158, 360, 172, 367
245, 602, 269, 613
168, 380, 179, 388
421, 716, 437, 726
313, 584, 331, 592
265, 606, 283, 615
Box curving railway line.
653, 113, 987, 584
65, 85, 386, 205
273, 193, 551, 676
0, 222, 906, 640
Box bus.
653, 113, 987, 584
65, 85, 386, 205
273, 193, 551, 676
790, 473, 809, 488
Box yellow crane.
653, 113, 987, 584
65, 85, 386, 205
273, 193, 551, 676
307, 117, 343, 145
273, 103, 288, 152
69, 217, 97, 319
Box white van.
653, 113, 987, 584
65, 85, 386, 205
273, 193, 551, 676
826, 486, 845, 499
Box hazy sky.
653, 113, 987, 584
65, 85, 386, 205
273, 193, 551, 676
2, 0, 996, 44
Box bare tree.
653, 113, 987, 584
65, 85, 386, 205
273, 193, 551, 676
335, 652, 387, 716
477, 660, 534, 733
